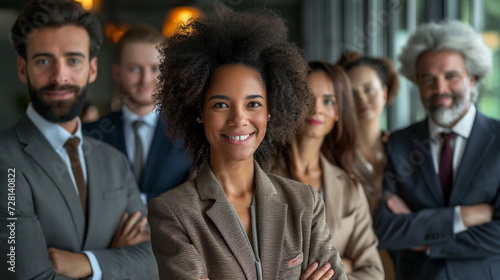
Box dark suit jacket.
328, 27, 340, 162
148, 161, 347, 280
374, 111, 500, 280
83, 110, 191, 203
0, 114, 157, 279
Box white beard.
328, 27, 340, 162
427, 84, 472, 127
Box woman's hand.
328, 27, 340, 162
341, 257, 353, 274
300, 262, 334, 280
386, 194, 412, 214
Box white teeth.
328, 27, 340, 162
226, 134, 250, 141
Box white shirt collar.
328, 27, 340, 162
26, 103, 83, 150
428, 103, 476, 140
121, 105, 157, 128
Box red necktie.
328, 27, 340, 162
438, 132, 456, 202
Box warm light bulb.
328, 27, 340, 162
75, 0, 93, 10
482, 32, 499, 51
103, 22, 129, 43
178, 11, 194, 22
163, 6, 203, 37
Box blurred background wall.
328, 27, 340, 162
1, 0, 499, 132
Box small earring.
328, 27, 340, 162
196, 117, 203, 123
267, 114, 271, 122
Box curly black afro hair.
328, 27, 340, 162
155, 4, 314, 169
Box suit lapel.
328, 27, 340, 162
15, 115, 86, 246
82, 136, 103, 249
320, 155, 340, 230
196, 163, 257, 279
141, 119, 172, 190
255, 163, 286, 280
109, 111, 128, 157
450, 112, 495, 205
412, 120, 445, 206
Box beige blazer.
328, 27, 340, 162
148, 161, 347, 280
270, 154, 383, 280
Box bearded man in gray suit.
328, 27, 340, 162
375, 20, 500, 280
0, 0, 157, 279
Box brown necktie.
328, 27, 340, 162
64, 137, 87, 218
132, 120, 144, 183
438, 132, 456, 203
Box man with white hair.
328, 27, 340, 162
374, 20, 500, 280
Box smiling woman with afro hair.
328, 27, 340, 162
155, 5, 314, 169
148, 4, 347, 280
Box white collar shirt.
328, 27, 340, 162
121, 106, 157, 168
428, 104, 476, 178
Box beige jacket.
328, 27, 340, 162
270, 154, 384, 280
148, 161, 347, 280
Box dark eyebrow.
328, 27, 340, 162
247, 94, 264, 100
208, 95, 230, 101
208, 94, 264, 101
418, 72, 433, 78
31, 53, 54, 60
31, 52, 86, 60
65, 52, 86, 58
323, 94, 335, 98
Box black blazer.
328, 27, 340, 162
374, 111, 500, 280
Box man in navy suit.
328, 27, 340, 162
374, 20, 500, 280
84, 25, 191, 205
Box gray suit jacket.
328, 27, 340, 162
0, 114, 158, 279
374, 112, 500, 280
148, 161, 347, 280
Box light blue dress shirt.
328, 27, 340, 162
121, 106, 157, 205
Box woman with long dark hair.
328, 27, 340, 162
270, 61, 383, 280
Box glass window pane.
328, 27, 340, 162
477, 0, 500, 120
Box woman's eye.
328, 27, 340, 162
324, 99, 335, 106
248, 102, 261, 108
365, 87, 375, 94
214, 102, 228, 108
